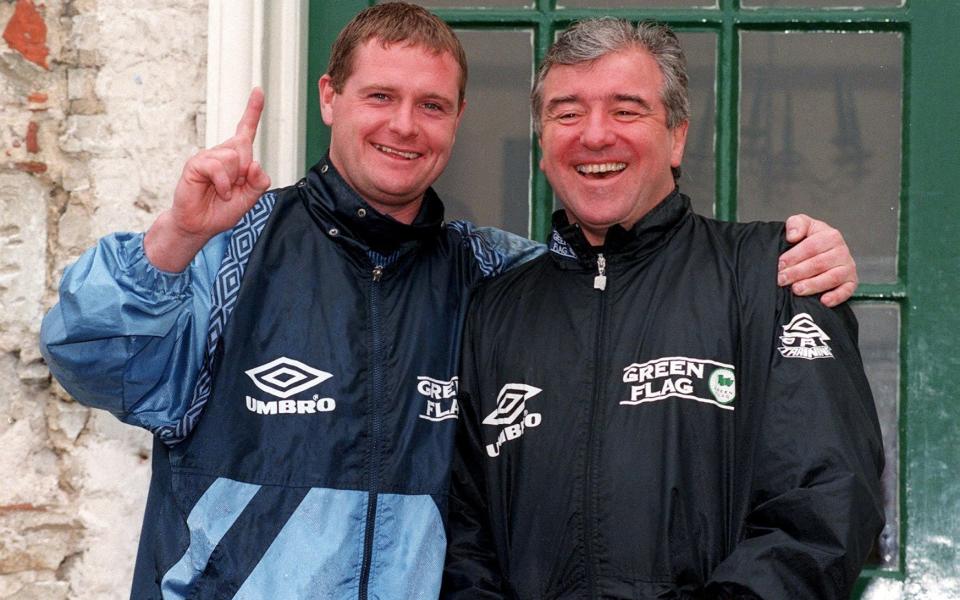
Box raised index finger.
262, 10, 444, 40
235, 87, 265, 142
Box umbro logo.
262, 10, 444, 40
244, 357, 336, 415
482, 384, 541, 426
245, 357, 332, 398
778, 313, 834, 360
483, 384, 543, 457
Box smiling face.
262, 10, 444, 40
319, 39, 465, 223
538, 47, 688, 245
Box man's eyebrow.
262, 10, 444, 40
545, 95, 581, 111
356, 85, 456, 109
545, 94, 654, 112
356, 84, 397, 95
613, 94, 653, 110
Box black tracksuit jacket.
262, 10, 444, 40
442, 191, 885, 600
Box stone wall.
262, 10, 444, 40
0, 0, 207, 597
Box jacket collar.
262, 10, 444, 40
301, 154, 445, 255
549, 188, 691, 265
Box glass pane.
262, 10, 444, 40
852, 302, 900, 569
559, 0, 718, 8
744, 0, 902, 7
739, 32, 902, 282
432, 29, 533, 236
382, 0, 533, 8
677, 32, 716, 218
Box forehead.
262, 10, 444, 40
346, 39, 461, 92
542, 47, 664, 101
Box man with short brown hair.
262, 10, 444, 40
41, 4, 861, 598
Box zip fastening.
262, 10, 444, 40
584, 253, 607, 599
593, 253, 607, 291
359, 263, 385, 600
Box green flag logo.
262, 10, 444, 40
709, 368, 736, 405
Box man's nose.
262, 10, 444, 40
579, 112, 615, 150
389, 104, 418, 138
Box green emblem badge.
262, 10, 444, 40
708, 368, 736, 405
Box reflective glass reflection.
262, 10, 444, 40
381, 0, 533, 8
559, 0, 718, 8
743, 0, 901, 7
739, 32, 902, 282
676, 32, 716, 218
432, 29, 533, 236
852, 302, 900, 568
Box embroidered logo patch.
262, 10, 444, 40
778, 313, 834, 360
708, 368, 737, 405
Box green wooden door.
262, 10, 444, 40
307, 1, 960, 596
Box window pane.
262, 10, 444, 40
852, 302, 900, 569
739, 32, 902, 282
744, 0, 902, 7
559, 0, 718, 8
676, 32, 716, 218
382, 0, 533, 8
432, 29, 533, 236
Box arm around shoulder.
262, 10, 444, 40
451, 221, 545, 279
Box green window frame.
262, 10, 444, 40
306, 1, 960, 595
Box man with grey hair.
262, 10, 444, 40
443, 18, 884, 600
40, 2, 860, 596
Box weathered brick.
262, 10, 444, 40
0, 509, 81, 573
0, 572, 70, 600
58, 114, 114, 154
65, 67, 95, 100
0, 1, 208, 597
0, 173, 47, 332
13, 160, 46, 173
25, 121, 39, 153
2, 0, 49, 69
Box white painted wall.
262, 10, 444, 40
0, 1, 309, 597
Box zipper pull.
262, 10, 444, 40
372, 265, 384, 282
593, 253, 607, 291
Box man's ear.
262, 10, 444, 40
670, 119, 689, 169
451, 99, 467, 144
319, 74, 336, 126
537, 131, 544, 173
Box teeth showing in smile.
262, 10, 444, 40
576, 162, 626, 174
374, 143, 420, 160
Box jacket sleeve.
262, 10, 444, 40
441, 298, 507, 599
706, 285, 886, 599
39, 230, 228, 432
449, 221, 545, 279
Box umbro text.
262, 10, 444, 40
485, 412, 542, 458
245, 395, 336, 415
